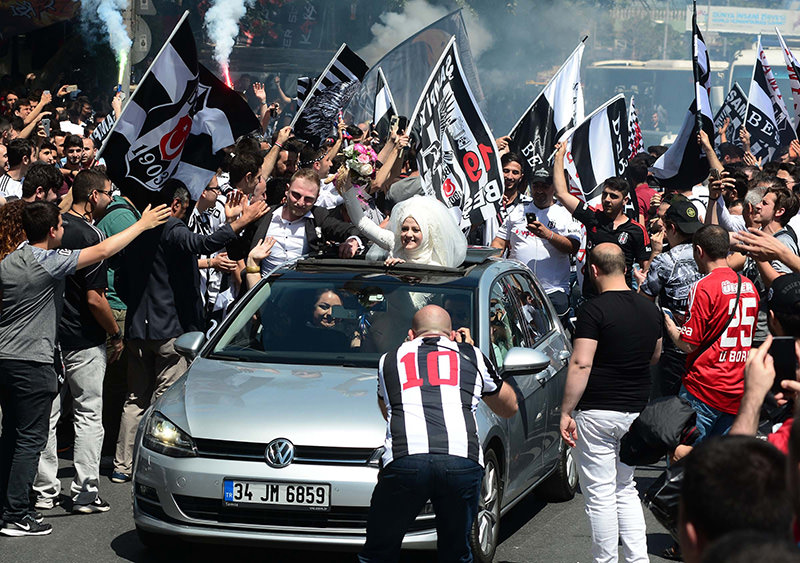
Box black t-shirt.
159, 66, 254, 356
572, 202, 651, 295
574, 290, 662, 413
58, 213, 108, 350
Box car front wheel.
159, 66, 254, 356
470, 449, 502, 563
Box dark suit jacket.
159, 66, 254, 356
119, 217, 237, 340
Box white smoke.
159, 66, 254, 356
80, 0, 132, 60
358, 0, 493, 66
204, 0, 256, 72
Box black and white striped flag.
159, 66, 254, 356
777, 28, 800, 136
628, 96, 645, 158
295, 75, 314, 104
291, 43, 368, 147
99, 13, 259, 201
373, 67, 397, 139
509, 37, 585, 173
651, 3, 714, 189
563, 94, 629, 206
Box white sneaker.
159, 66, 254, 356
34, 497, 61, 510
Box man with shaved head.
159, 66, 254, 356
560, 243, 663, 562
359, 305, 518, 563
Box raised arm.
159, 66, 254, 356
553, 142, 582, 215
341, 187, 393, 249
76, 204, 171, 270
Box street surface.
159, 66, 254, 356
0, 455, 674, 562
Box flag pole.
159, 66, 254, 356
691, 0, 703, 136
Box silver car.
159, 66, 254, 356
132, 250, 578, 562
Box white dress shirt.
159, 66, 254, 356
260, 206, 311, 275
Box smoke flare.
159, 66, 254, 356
204, 0, 255, 79
80, 0, 132, 68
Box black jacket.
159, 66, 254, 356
119, 217, 237, 340
228, 204, 361, 260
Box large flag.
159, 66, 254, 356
713, 83, 747, 147
628, 95, 645, 158
746, 36, 787, 160
651, 4, 714, 189
750, 35, 796, 155
508, 37, 586, 173
291, 44, 369, 148
99, 13, 260, 201
409, 37, 502, 228
563, 95, 630, 206
346, 9, 483, 123
776, 27, 800, 136
372, 68, 398, 139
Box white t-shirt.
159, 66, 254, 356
497, 201, 581, 294
0, 174, 22, 199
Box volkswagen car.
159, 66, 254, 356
132, 249, 577, 562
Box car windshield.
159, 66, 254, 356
209, 275, 475, 367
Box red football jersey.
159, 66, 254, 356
680, 268, 759, 414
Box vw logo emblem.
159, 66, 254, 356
265, 438, 295, 468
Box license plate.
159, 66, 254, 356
223, 480, 330, 511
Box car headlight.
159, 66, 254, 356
143, 411, 197, 457
367, 447, 385, 468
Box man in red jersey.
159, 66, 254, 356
664, 225, 759, 442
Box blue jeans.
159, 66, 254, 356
359, 453, 484, 563
679, 386, 735, 444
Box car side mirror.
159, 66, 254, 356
501, 347, 551, 376
174, 331, 206, 359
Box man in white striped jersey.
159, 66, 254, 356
359, 305, 517, 563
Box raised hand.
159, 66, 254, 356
138, 204, 171, 229
276, 125, 292, 146
249, 237, 277, 263
225, 190, 245, 222
253, 82, 267, 103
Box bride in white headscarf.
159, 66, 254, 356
343, 189, 467, 268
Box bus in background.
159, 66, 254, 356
585, 59, 728, 147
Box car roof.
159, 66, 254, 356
276, 247, 515, 287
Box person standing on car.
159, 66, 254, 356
359, 305, 518, 563
560, 243, 662, 563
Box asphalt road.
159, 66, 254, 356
0, 455, 675, 563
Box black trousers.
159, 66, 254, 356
0, 359, 57, 522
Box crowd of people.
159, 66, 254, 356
1, 68, 800, 563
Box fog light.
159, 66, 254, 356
135, 483, 159, 502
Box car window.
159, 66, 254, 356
209, 277, 475, 368
507, 273, 553, 345
488, 279, 527, 367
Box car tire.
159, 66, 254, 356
537, 440, 579, 502
470, 449, 502, 563
136, 526, 177, 550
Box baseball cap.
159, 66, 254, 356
531, 167, 552, 184
663, 198, 702, 234
768, 273, 800, 315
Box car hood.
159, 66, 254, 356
156, 357, 385, 449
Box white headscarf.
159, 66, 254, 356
388, 196, 468, 268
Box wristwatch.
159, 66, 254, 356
109, 330, 123, 342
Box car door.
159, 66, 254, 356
507, 272, 571, 473
487, 275, 548, 499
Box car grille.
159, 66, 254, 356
172, 494, 433, 532
193, 438, 376, 465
